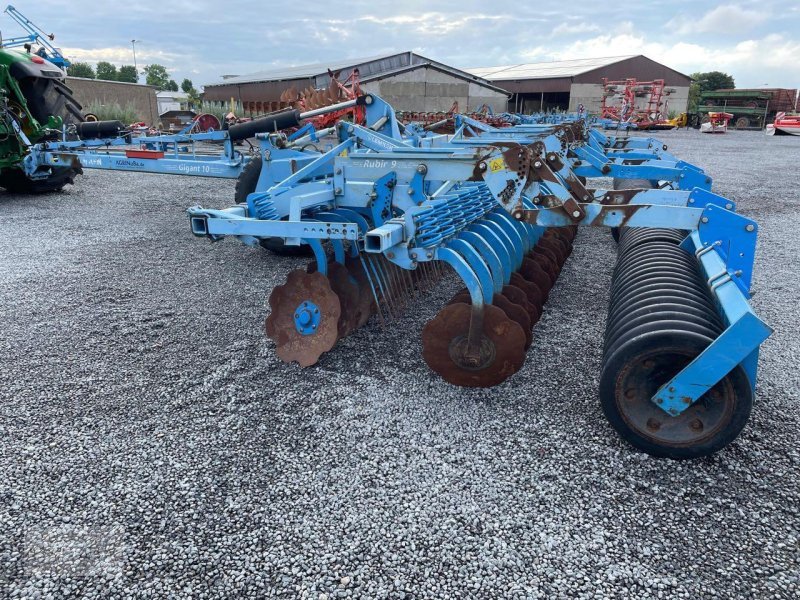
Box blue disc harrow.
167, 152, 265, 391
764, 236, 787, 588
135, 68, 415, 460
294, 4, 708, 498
187, 93, 771, 458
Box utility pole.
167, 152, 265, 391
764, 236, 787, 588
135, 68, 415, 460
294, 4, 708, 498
131, 39, 138, 81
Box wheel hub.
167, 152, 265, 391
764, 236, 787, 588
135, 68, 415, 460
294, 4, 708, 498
293, 301, 320, 335
448, 334, 496, 371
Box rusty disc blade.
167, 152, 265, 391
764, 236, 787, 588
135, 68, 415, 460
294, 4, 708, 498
509, 272, 544, 313
422, 303, 526, 388
520, 257, 554, 294
327, 262, 361, 338
534, 244, 562, 269
265, 269, 341, 367
447, 292, 531, 348
345, 255, 375, 328
528, 252, 558, 281
544, 230, 571, 256
494, 293, 532, 349
502, 285, 537, 325
537, 238, 566, 264
548, 226, 575, 244
448, 292, 471, 305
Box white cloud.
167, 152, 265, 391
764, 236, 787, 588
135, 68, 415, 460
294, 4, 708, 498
552, 27, 800, 87
61, 46, 178, 66
550, 22, 601, 37
358, 12, 506, 36
668, 5, 769, 35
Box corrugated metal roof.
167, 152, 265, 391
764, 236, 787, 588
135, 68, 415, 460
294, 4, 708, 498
206, 52, 417, 86
467, 55, 638, 81
206, 51, 504, 90
359, 62, 510, 95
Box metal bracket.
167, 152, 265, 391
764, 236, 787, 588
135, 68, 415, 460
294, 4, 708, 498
527, 147, 586, 222
369, 171, 397, 226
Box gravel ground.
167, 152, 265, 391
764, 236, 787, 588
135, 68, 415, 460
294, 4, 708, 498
0, 129, 798, 598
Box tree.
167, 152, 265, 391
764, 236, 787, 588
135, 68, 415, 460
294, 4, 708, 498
117, 65, 138, 83
186, 86, 201, 109
166, 79, 179, 92
96, 61, 118, 81
181, 78, 194, 93
143, 64, 170, 90
688, 71, 736, 111
68, 62, 95, 79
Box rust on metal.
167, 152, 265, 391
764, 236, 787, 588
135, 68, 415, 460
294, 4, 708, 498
516, 204, 648, 229
597, 188, 647, 205
421, 303, 526, 388
265, 269, 341, 367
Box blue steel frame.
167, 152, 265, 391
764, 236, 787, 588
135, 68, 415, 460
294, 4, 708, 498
22, 105, 337, 182
25, 129, 251, 180
185, 93, 771, 419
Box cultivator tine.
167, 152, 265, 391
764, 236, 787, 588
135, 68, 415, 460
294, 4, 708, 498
367, 254, 396, 321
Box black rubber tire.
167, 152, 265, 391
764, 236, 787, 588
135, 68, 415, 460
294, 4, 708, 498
599, 330, 753, 459
233, 153, 262, 205
0, 76, 83, 193
20, 77, 84, 127
0, 167, 77, 193
234, 155, 313, 257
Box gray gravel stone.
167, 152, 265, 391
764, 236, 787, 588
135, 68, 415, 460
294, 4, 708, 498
0, 129, 797, 598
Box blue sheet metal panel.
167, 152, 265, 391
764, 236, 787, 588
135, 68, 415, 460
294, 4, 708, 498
42, 152, 245, 179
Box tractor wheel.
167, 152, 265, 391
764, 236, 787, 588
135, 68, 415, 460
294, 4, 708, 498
234, 154, 312, 257
0, 167, 78, 193
0, 76, 83, 194
19, 77, 84, 127
735, 116, 751, 129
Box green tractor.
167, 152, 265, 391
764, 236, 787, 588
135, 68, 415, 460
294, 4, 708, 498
0, 47, 83, 193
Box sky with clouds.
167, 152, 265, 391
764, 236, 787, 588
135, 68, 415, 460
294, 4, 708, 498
9, 1, 799, 89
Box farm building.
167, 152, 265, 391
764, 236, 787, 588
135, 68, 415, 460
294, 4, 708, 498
468, 55, 692, 115
203, 51, 509, 114
156, 90, 189, 115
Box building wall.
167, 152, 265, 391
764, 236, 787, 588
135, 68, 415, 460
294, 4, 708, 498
202, 77, 314, 105
573, 56, 692, 87
66, 77, 158, 124
360, 68, 507, 113
568, 83, 690, 115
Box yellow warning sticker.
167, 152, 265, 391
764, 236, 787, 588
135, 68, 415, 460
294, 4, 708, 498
488, 157, 506, 173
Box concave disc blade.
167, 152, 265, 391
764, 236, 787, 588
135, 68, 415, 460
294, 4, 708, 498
265, 269, 341, 367
327, 262, 361, 339
345, 255, 375, 328
422, 303, 526, 388
520, 257, 554, 295
509, 273, 543, 323
502, 285, 536, 325
493, 293, 532, 348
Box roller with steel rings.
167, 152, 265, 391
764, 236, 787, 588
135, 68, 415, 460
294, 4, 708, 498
598, 229, 752, 459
